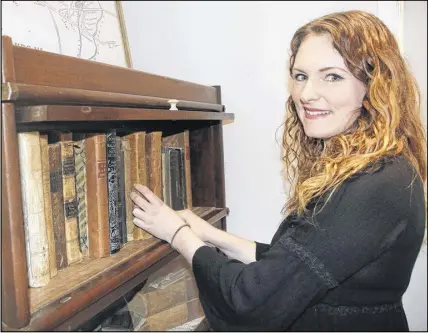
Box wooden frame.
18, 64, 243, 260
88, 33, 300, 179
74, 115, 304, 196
1, 35, 231, 331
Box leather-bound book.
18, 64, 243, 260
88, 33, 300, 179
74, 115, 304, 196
40, 133, 58, 278
18, 132, 50, 287
121, 136, 134, 241
145, 131, 163, 200
85, 134, 110, 258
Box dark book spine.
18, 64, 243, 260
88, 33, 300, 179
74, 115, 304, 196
116, 136, 127, 245
169, 148, 185, 210
179, 147, 187, 209
48, 143, 68, 269
106, 131, 121, 254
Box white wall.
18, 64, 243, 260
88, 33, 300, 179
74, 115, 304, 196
121, 1, 426, 330
401, 1, 427, 331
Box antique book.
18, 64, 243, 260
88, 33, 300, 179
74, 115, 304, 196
121, 136, 134, 241
123, 131, 152, 241
48, 143, 68, 270
85, 134, 110, 258
73, 138, 89, 257
162, 146, 172, 207
137, 298, 204, 331
162, 131, 192, 208
145, 131, 163, 200
40, 133, 58, 278
106, 131, 120, 254
59, 139, 83, 265
18, 132, 50, 287
116, 136, 127, 246
168, 147, 186, 210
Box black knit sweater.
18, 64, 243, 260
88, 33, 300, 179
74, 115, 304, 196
191, 156, 426, 331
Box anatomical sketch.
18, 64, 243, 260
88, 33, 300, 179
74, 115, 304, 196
2, 1, 130, 67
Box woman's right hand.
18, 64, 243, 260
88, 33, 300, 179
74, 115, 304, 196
177, 209, 215, 244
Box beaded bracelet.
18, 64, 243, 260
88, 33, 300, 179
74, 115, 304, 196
170, 223, 190, 249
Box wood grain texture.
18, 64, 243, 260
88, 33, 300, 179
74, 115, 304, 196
11, 44, 218, 104
1, 36, 31, 329
14, 105, 234, 123
2, 82, 225, 112
1, 103, 31, 328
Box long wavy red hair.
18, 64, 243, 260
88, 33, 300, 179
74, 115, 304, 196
283, 10, 427, 217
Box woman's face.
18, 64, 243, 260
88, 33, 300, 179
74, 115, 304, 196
291, 34, 366, 139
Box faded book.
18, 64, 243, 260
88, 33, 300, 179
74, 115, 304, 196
74, 138, 89, 257
162, 131, 192, 208
106, 131, 121, 254
123, 132, 152, 241
145, 132, 163, 200
40, 134, 58, 278
60, 140, 83, 265
128, 274, 199, 319
168, 147, 186, 210
85, 134, 110, 258
18, 132, 50, 287
137, 298, 204, 331
121, 136, 134, 241
162, 146, 172, 207
48, 143, 68, 270
116, 136, 127, 245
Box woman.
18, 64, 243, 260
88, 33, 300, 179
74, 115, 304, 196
130, 10, 426, 331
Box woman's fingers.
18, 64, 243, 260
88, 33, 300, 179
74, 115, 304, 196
134, 184, 163, 205
133, 207, 148, 221
133, 216, 146, 229
130, 191, 150, 211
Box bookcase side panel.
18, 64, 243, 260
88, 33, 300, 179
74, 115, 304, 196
1, 103, 30, 329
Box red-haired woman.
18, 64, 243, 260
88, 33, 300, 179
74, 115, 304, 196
130, 10, 426, 331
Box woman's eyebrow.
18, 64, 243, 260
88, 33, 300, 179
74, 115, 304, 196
292, 66, 348, 73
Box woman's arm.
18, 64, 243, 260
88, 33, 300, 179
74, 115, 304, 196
178, 210, 266, 264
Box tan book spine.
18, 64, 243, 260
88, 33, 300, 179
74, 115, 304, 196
146, 132, 163, 199
122, 137, 134, 241
48, 143, 68, 270
40, 134, 58, 278
74, 139, 89, 257
18, 132, 50, 287
60, 141, 83, 265
129, 276, 198, 318
137, 298, 204, 331
85, 134, 110, 258
125, 132, 152, 241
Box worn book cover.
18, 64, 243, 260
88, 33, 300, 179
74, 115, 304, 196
121, 136, 134, 241
74, 138, 89, 257
145, 131, 163, 200
106, 131, 121, 254
168, 147, 186, 210
40, 133, 58, 278
48, 143, 68, 270
85, 134, 110, 258
162, 130, 192, 208
116, 136, 127, 246
18, 132, 50, 287
60, 139, 83, 265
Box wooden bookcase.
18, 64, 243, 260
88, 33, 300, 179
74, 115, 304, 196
1, 35, 233, 331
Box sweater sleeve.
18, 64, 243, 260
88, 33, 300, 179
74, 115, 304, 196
255, 241, 271, 261
191, 157, 424, 331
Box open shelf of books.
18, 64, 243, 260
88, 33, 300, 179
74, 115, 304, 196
1, 35, 232, 331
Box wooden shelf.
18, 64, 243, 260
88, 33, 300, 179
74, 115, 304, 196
15, 105, 234, 123
17, 207, 228, 331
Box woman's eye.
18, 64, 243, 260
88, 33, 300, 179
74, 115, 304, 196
294, 73, 306, 82
325, 73, 344, 82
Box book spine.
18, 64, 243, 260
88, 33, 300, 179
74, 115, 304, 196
18, 132, 50, 287
40, 134, 58, 278
169, 148, 185, 210
122, 136, 134, 241
146, 132, 163, 199
61, 141, 83, 264
106, 131, 121, 254
131, 132, 152, 241
116, 136, 127, 245
86, 134, 110, 258
48, 143, 68, 269
183, 130, 192, 208
74, 139, 89, 257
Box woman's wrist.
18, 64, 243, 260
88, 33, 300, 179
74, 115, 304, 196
171, 225, 205, 264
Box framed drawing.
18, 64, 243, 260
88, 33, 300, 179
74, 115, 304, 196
1, 1, 133, 68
